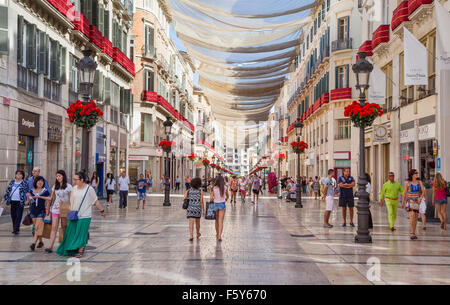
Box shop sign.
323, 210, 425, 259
128, 156, 149, 161
400, 128, 415, 144
156, 148, 163, 157
47, 113, 62, 143
333, 152, 350, 160
418, 123, 435, 141
18, 110, 39, 137
96, 153, 106, 163
433, 140, 438, 155
437, 157, 441, 172
373, 125, 388, 142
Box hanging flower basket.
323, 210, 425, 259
344, 101, 383, 128
276, 153, 286, 160
202, 159, 210, 167
67, 100, 103, 129
188, 153, 197, 161
290, 141, 308, 154
210, 163, 216, 169
158, 139, 173, 153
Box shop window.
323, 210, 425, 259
382, 61, 393, 111
335, 65, 349, 89
141, 113, 152, 143
0, 5, 8, 55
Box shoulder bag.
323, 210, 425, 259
6, 182, 21, 205
67, 186, 90, 221
182, 190, 190, 209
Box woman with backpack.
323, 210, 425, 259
183, 178, 204, 241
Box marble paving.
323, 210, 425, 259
0, 191, 449, 285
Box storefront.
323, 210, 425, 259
17, 110, 39, 178
418, 121, 436, 185
333, 152, 351, 179
47, 113, 62, 183
109, 130, 118, 177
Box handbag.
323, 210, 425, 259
67, 186, 90, 221
22, 213, 32, 226
182, 190, 190, 209
446, 186, 450, 197
204, 202, 216, 220
6, 184, 20, 205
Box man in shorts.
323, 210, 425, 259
322, 169, 336, 228
136, 173, 148, 209
338, 168, 356, 227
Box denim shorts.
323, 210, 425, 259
30, 212, 45, 219
213, 202, 226, 211
137, 192, 146, 200
436, 198, 448, 205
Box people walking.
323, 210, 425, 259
175, 176, 181, 191
1, 170, 29, 235
313, 176, 320, 200
252, 175, 261, 204
136, 173, 148, 209
184, 177, 204, 241
90, 171, 99, 195
105, 173, 116, 207
45, 170, 72, 253
239, 176, 247, 204
432, 172, 447, 230
402, 169, 426, 240
185, 176, 191, 190
210, 176, 229, 241
146, 172, 153, 194
118, 171, 130, 209
28, 176, 51, 251
230, 176, 238, 204
322, 169, 336, 228
56, 172, 105, 257
338, 168, 356, 227
27, 167, 50, 192
365, 173, 373, 229
380, 172, 404, 231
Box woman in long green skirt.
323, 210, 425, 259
57, 172, 105, 258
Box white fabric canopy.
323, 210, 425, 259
167, 0, 316, 121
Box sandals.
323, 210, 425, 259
45, 248, 53, 253
410, 233, 418, 240
37, 241, 44, 248
197, 233, 201, 239
75, 247, 85, 258
30, 243, 36, 251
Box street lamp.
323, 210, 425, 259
352, 52, 373, 243
212, 156, 216, 178
77, 49, 97, 173
163, 117, 173, 206
294, 120, 304, 208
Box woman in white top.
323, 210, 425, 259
210, 176, 229, 241
90, 171, 99, 194
56, 172, 105, 258
105, 173, 116, 207
45, 170, 72, 253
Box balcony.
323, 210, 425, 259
330, 88, 352, 101
73, 12, 90, 38
331, 38, 353, 52
408, 0, 433, 16
113, 47, 135, 76
102, 37, 113, 58
46, 0, 74, 19
392, 1, 410, 31
89, 25, 103, 50
372, 25, 390, 50
142, 90, 158, 103
358, 40, 373, 57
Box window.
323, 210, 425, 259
144, 69, 155, 91
337, 17, 349, 41
141, 113, 152, 142
144, 25, 155, 57
338, 120, 351, 139
383, 0, 390, 25
0, 5, 8, 54
104, 9, 109, 39
382, 61, 393, 111
335, 65, 349, 89
129, 39, 135, 63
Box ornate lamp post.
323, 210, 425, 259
277, 141, 283, 199
163, 117, 173, 206
191, 139, 195, 177
212, 156, 216, 178
352, 52, 374, 243
294, 120, 304, 208
77, 50, 97, 173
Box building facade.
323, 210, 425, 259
129, 0, 195, 189
0, 0, 134, 196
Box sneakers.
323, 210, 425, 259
350, 223, 355, 228
323, 224, 333, 228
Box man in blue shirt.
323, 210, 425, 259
338, 168, 356, 227
27, 167, 50, 192
136, 173, 148, 209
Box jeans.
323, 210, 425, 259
119, 191, 128, 208
10, 201, 24, 233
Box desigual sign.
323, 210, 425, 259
18, 110, 39, 137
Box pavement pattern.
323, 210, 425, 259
0, 190, 449, 285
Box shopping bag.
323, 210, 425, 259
0, 207, 4, 217
419, 197, 427, 214
36, 219, 44, 236
42, 223, 52, 239
204, 202, 216, 220
59, 202, 71, 218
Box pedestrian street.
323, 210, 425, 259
0, 193, 449, 285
